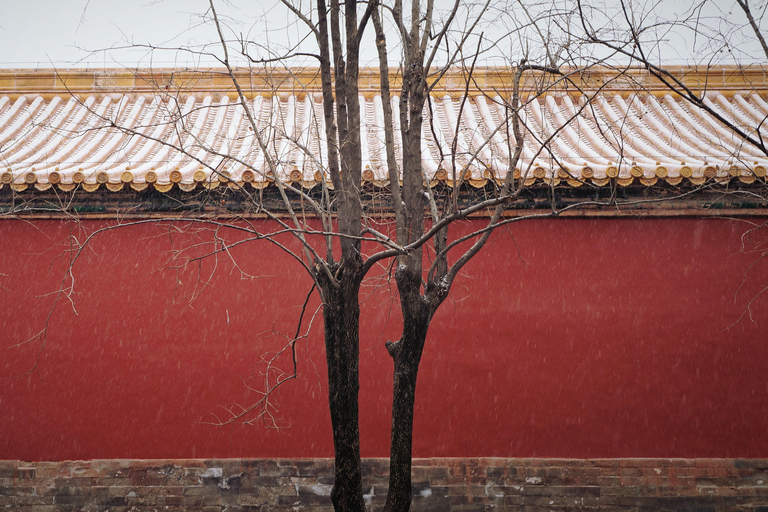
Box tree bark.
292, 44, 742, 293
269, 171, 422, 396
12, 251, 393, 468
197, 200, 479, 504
382, 44, 432, 512
316, 0, 367, 509
322, 267, 367, 512
384, 280, 431, 512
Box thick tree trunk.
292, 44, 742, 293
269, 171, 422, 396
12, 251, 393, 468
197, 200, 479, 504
384, 283, 432, 512
323, 271, 366, 512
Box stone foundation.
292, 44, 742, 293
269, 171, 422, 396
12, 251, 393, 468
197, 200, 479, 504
2, 458, 767, 511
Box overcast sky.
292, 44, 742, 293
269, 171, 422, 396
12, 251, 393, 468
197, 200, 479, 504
0, 0, 766, 69
0, 1, 243, 68
0, 0, 387, 68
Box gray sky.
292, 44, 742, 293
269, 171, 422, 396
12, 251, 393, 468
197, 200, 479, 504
0, 1, 247, 68
0, 0, 766, 69
0, 0, 391, 68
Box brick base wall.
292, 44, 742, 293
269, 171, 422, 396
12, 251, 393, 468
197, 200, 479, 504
2, 458, 767, 511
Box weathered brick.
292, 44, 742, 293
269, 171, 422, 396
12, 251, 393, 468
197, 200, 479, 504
696, 458, 736, 468
53, 494, 86, 505
53, 476, 95, 490
526, 466, 565, 481
0, 462, 16, 479
10, 485, 35, 496
183, 485, 220, 496
523, 485, 600, 497
32, 464, 61, 479
241, 474, 280, 489
278, 493, 330, 506
0, 495, 17, 506
502, 494, 524, 506
95, 474, 130, 486
3, 458, 768, 510
15, 506, 55, 512
619, 475, 644, 486
239, 493, 268, 506
105, 496, 127, 507
15, 467, 36, 479
181, 495, 205, 506
142, 484, 184, 496
129, 464, 185, 486
409, 494, 451, 511
361, 458, 389, 477
295, 459, 333, 477
589, 459, 622, 468
165, 495, 183, 506
736, 459, 768, 469
14, 495, 51, 506
486, 466, 507, 478
125, 494, 167, 506
258, 459, 299, 477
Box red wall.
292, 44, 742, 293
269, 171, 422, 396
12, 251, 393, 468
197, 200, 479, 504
1, 217, 767, 460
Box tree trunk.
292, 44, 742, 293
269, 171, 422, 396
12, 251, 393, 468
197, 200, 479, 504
323, 270, 366, 512
384, 283, 431, 512
382, 47, 432, 512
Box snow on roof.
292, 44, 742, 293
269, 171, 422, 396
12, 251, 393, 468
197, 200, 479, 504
1, 67, 767, 193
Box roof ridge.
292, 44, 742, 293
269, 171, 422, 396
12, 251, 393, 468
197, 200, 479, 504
1, 65, 767, 98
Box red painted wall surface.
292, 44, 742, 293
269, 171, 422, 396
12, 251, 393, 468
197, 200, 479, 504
1, 217, 767, 460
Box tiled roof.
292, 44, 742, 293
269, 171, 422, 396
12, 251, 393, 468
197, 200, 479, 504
1, 68, 767, 193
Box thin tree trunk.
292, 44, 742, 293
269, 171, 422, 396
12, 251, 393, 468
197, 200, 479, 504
382, 42, 432, 512
384, 277, 432, 512
322, 272, 366, 512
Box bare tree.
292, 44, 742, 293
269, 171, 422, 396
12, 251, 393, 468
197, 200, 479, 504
196, 2, 580, 509
3, 1, 768, 511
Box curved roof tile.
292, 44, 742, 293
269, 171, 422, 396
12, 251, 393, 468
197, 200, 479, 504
1, 69, 767, 193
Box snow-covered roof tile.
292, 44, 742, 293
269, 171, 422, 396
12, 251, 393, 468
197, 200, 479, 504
1, 67, 767, 193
